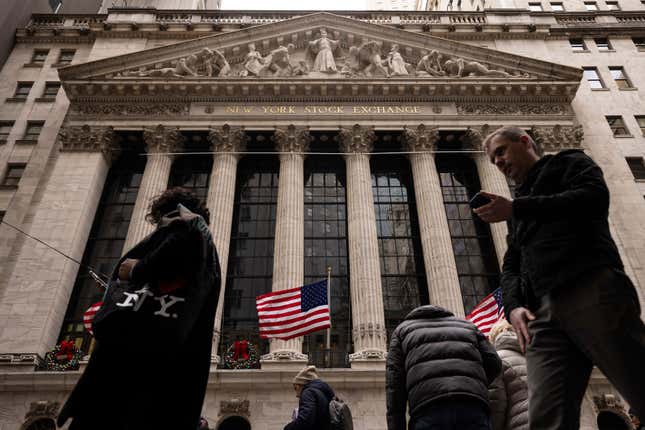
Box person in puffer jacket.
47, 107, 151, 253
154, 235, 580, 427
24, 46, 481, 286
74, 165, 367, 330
488, 319, 529, 430
284, 365, 335, 430
387, 305, 502, 430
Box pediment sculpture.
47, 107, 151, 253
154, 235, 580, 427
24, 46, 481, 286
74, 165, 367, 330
117, 30, 530, 80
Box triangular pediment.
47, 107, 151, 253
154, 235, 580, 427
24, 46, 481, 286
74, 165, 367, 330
59, 12, 582, 103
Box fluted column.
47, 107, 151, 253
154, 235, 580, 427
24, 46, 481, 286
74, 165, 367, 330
261, 125, 311, 368
465, 127, 513, 269
122, 125, 184, 253
403, 125, 465, 317
339, 125, 387, 368
207, 125, 246, 363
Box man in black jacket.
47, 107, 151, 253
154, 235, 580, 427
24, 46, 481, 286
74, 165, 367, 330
474, 126, 645, 429
58, 188, 220, 430
284, 365, 335, 430
386, 305, 501, 430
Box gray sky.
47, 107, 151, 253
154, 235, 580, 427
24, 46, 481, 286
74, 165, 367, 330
221, 0, 367, 10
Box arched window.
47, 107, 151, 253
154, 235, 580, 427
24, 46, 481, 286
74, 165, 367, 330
59, 136, 146, 353
302, 133, 352, 368
435, 153, 500, 314
371, 151, 428, 340
220, 148, 279, 361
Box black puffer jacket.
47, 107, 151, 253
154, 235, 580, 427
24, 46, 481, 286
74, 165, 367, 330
284, 379, 335, 430
386, 305, 502, 430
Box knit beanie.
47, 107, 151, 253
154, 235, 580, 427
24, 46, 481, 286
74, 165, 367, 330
293, 365, 319, 385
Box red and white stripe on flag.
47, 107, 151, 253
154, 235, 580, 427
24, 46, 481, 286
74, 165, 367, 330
83, 301, 103, 336
256, 280, 331, 340
466, 287, 504, 337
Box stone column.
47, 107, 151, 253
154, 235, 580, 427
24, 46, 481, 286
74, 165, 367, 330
260, 125, 311, 369
206, 125, 246, 364
465, 127, 512, 269
338, 125, 387, 369
122, 125, 184, 253
403, 125, 465, 317
0, 125, 118, 369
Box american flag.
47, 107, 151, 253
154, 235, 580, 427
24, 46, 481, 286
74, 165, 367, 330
83, 301, 103, 336
256, 280, 331, 340
467, 288, 504, 337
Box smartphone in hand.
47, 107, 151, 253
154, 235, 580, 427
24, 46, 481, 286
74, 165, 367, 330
469, 192, 492, 209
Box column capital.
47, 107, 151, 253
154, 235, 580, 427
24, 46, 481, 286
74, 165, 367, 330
460, 124, 493, 151
208, 124, 246, 155
58, 124, 120, 164
272, 125, 312, 154
402, 124, 439, 153
143, 124, 185, 154
530, 124, 584, 152
338, 124, 375, 155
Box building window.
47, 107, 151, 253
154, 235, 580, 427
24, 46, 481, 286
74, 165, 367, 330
41, 82, 61, 99
605, 0, 620, 9
570, 38, 587, 51
221, 144, 278, 364
626, 157, 645, 180
585, 1, 598, 9
59, 139, 146, 353
636, 116, 645, 136
550, 2, 564, 10
609, 67, 633, 89
57, 49, 75, 65
595, 38, 613, 51
371, 152, 428, 343
0, 121, 14, 143
302, 136, 352, 368
31, 49, 49, 64
606, 116, 630, 136
168, 137, 213, 202
436, 154, 500, 314
583, 67, 605, 89
23, 121, 44, 141
634, 37, 645, 51
3, 164, 26, 187
529, 2, 543, 11
12, 82, 33, 101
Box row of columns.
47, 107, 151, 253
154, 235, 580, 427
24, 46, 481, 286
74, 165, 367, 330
117, 124, 509, 369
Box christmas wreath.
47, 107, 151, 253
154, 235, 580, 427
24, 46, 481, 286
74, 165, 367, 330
223, 339, 259, 369
44, 340, 83, 371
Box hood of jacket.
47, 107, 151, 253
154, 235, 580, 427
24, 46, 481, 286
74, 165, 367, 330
494, 330, 523, 354
404, 305, 454, 321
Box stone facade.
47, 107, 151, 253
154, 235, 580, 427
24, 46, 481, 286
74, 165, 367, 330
0, 5, 643, 430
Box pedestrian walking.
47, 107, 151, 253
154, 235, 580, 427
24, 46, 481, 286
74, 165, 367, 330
488, 319, 528, 430
386, 305, 502, 430
57, 187, 221, 430
475, 126, 645, 428
284, 365, 335, 430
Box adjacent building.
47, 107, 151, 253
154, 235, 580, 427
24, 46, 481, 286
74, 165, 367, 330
0, 3, 644, 430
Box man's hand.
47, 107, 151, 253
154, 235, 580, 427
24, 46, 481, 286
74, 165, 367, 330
509, 307, 536, 353
118, 258, 139, 281
473, 191, 513, 223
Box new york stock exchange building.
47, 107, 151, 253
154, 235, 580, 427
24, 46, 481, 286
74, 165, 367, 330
1, 2, 645, 429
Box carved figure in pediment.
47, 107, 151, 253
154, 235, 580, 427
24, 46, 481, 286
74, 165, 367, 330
125, 48, 230, 78
344, 41, 389, 78
239, 43, 265, 77
306, 28, 340, 73
261, 44, 297, 76
416, 50, 447, 77
443, 57, 514, 78
386, 44, 410, 76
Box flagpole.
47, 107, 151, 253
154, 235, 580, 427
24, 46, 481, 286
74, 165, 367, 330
326, 266, 332, 366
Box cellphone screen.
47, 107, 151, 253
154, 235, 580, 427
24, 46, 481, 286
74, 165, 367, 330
469, 193, 492, 209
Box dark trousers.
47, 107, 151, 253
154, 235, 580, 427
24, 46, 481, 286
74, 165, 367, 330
527, 267, 645, 430
411, 398, 491, 430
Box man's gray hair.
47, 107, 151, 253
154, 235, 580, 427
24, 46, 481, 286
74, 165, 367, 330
483, 126, 541, 155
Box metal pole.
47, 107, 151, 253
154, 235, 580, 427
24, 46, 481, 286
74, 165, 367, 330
326, 266, 332, 366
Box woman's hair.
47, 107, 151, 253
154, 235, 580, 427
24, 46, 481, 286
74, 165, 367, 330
488, 318, 514, 343
146, 187, 210, 225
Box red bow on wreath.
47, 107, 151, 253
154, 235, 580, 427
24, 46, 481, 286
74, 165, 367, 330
233, 339, 249, 361
56, 340, 76, 362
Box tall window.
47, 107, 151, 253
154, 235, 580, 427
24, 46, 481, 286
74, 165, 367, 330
371, 155, 427, 340
60, 141, 146, 352
436, 155, 500, 314
31, 49, 49, 64
0, 121, 13, 143
609, 67, 633, 89
57, 49, 76, 65
23, 121, 44, 140
2, 164, 26, 187
583, 67, 605, 89
13, 82, 33, 101
606, 116, 630, 136
303, 138, 351, 368
168, 136, 213, 202
594, 38, 612, 51
636, 115, 645, 136
626, 157, 645, 180
221, 151, 279, 362
570, 38, 588, 51
40, 82, 61, 99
